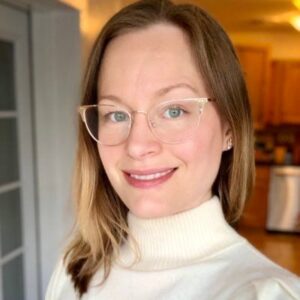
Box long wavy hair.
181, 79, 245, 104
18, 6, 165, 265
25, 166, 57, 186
64, 0, 255, 297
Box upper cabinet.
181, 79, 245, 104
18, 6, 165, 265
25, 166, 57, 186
235, 45, 300, 127
269, 61, 300, 125
235, 46, 270, 129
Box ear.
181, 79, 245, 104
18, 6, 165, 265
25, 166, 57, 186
222, 123, 233, 152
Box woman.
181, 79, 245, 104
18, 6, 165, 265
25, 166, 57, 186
46, 0, 300, 299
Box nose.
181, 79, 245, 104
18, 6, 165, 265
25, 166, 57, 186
125, 112, 162, 160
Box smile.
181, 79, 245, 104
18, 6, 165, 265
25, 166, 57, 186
123, 168, 177, 189
129, 169, 174, 181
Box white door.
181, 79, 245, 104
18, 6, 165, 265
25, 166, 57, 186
0, 3, 39, 300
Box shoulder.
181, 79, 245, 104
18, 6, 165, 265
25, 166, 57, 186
231, 276, 300, 299
224, 240, 300, 299
237, 240, 297, 276
222, 237, 293, 275
45, 258, 77, 300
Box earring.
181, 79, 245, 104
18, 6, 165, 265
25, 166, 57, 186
227, 138, 233, 150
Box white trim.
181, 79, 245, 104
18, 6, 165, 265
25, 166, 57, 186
0, 247, 23, 266
0, 111, 17, 118
13, 10, 39, 300
0, 181, 20, 194
31, 4, 80, 296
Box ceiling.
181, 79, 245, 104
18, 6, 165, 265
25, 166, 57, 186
122, 0, 300, 32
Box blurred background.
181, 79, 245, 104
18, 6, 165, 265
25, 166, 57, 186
0, 0, 300, 299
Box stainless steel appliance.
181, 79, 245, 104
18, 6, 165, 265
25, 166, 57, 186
267, 166, 300, 233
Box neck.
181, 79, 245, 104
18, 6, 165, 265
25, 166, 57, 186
116, 196, 243, 271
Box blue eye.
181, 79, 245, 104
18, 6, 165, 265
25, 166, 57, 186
164, 107, 184, 119
108, 111, 129, 122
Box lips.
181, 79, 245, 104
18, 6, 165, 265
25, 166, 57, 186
123, 168, 177, 189
129, 168, 174, 180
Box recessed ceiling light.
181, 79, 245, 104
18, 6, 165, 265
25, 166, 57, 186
290, 15, 300, 31
293, 0, 300, 9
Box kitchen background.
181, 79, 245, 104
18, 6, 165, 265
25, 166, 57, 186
0, 0, 300, 299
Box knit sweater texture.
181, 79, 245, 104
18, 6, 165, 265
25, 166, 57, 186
46, 196, 300, 299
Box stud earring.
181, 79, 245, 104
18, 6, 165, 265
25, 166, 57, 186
227, 138, 233, 150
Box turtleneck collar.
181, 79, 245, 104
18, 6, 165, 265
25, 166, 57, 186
116, 196, 245, 271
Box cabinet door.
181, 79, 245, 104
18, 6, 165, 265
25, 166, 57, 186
235, 46, 270, 129
271, 61, 300, 124
239, 166, 270, 229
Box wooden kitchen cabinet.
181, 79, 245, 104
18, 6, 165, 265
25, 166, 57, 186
235, 46, 271, 129
269, 60, 300, 125
238, 166, 270, 229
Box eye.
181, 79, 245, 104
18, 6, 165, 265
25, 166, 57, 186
106, 111, 129, 122
163, 107, 185, 119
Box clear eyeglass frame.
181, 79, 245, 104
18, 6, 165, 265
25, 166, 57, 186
78, 97, 216, 146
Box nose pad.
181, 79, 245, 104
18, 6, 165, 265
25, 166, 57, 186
150, 120, 157, 128
129, 111, 155, 140
126, 112, 161, 159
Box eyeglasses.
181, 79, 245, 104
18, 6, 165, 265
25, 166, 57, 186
78, 97, 215, 146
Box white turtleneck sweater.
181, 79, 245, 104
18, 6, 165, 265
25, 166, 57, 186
46, 196, 300, 299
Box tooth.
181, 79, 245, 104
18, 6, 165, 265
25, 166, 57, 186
130, 169, 173, 181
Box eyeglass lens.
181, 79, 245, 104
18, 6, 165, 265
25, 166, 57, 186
83, 100, 205, 145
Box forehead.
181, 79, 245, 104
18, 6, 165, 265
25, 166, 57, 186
98, 23, 207, 100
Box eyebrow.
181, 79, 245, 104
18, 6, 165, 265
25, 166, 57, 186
98, 82, 199, 103
156, 82, 199, 96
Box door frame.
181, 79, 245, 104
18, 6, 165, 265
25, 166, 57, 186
1, 0, 80, 297
0, 4, 38, 300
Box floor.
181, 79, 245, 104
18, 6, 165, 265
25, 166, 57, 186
238, 226, 300, 276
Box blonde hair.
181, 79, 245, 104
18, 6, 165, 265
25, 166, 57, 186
64, 0, 255, 297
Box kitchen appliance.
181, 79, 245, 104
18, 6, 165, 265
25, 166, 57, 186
267, 166, 300, 233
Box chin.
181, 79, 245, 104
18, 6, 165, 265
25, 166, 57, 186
128, 201, 173, 219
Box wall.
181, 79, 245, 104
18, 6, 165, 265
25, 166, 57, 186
230, 30, 300, 60
82, 0, 122, 67
61, 0, 123, 70
71, 1, 300, 70
31, 5, 80, 295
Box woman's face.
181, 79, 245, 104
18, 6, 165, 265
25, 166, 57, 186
98, 23, 230, 218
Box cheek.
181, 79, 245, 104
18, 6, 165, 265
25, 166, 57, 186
179, 129, 223, 164
98, 146, 109, 168
98, 145, 120, 179
174, 123, 224, 185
